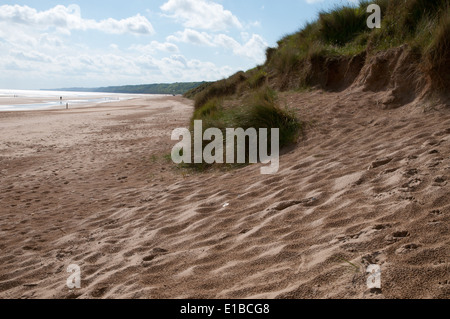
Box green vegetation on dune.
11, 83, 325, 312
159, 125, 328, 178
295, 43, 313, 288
183, 82, 213, 99
424, 6, 450, 90
182, 86, 302, 171
192, 71, 248, 109
266, 0, 449, 82
187, 0, 449, 102
192, 86, 302, 149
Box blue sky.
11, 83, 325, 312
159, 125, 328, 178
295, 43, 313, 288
0, 0, 358, 89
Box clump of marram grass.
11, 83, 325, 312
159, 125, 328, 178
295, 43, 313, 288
400, 0, 448, 33
425, 7, 450, 90
193, 97, 221, 120
246, 68, 268, 89
318, 6, 367, 46
193, 86, 302, 149
184, 82, 212, 99
271, 44, 303, 76
231, 87, 302, 148
184, 86, 302, 171
194, 71, 247, 109
367, 0, 448, 51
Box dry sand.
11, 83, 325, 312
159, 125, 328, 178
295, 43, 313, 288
0, 92, 448, 299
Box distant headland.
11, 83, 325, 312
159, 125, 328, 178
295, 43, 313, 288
42, 82, 208, 95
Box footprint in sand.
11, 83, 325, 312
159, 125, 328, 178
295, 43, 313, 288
403, 169, 418, 177
430, 210, 443, 216
142, 248, 168, 263
400, 178, 422, 192
369, 157, 393, 170
385, 231, 410, 245
361, 251, 385, 266
433, 176, 446, 186
91, 286, 109, 298
372, 224, 392, 231
428, 158, 443, 168
395, 243, 420, 255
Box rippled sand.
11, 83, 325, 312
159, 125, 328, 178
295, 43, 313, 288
0, 92, 448, 299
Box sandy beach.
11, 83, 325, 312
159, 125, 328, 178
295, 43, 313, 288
0, 92, 448, 299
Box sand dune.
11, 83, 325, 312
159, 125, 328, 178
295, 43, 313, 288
0, 92, 448, 299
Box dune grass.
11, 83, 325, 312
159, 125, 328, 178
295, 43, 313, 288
318, 5, 368, 46
184, 86, 302, 170
226, 88, 302, 148
424, 6, 450, 90
188, 0, 449, 102
246, 68, 268, 89
193, 71, 247, 109
192, 87, 302, 148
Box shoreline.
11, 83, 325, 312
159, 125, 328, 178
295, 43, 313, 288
0, 92, 173, 112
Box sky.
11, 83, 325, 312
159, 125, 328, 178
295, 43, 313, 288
0, 0, 358, 89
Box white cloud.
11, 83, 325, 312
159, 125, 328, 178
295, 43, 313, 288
161, 0, 242, 31
39, 33, 63, 48
131, 41, 179, 54
135, 53, 233, 81
168, 29, 268, 63
0, 4, 155, 35
10, 49, 53, 63
0, 3, 249, 89
167, 29, 213, 46
1, 39, 235, 88
249, 21, 261, 28
214, 34, 267, 63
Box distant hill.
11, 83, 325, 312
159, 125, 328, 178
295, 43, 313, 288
46, 82, 208, 95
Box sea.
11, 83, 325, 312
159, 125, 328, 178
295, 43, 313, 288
0, 89, 135, 111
